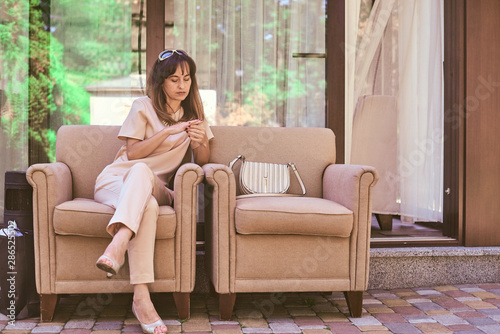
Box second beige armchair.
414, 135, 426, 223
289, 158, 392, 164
202, 126, 378, 319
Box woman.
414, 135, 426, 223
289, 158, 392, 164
94, 49, 213, 334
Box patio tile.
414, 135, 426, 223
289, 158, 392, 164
465, 317, 499, 326
287, 308, 317, 317
403, 315, 437, 323
301, 329, 332, 334
413, 322, 452, 333
239, 318, 269, 328
391, 306, 425, 315
483, 298, 500, 307
382, 299, 411, 307
477, 324, 500, 334
443, 290, 474, 298
470, 291, 500, 299
431, 314, 469, 326
91, 320, 123, 330
424, 310, 452, 316
316, 312, 349, 322
434, 286, 458, 292
4, 322, 38, 330
327, 322, 362, 334
373, 313, 407, 323
415, 290, 443, 296
364, 306, 394, 314
31, 325, 64, 333
454, 311, 487, 319
444, 324, 477, 332
293, 317, 325, 327
348, 315, 382, 326
463, 300, 497, 309
241, 328, 273, 333
63, 319, 95, 329
384, 322, 422, 334
211, 324, 243, 331
357, 325, 389, 332
412, 302, 445, 312
268, 322, 301, 333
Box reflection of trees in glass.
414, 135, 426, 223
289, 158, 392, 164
1, 0, 131, 162
1, 0, 30, 164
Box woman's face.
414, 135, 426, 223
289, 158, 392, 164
162, 63, 192, 107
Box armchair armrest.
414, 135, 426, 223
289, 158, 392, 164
172, 163, 204, 292
323, 164, 378, 213
202, 163, 236, 294
323, 164, 378, 290
26, 162, 73, 294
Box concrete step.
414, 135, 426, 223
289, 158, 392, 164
194, 247, 500, 293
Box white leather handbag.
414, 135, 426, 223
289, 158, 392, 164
229, 155, 306, 197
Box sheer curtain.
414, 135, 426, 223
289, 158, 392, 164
349, 0, 443, 222
173, 0, 325, 128
398, 0, 443, 222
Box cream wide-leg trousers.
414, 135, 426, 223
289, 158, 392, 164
94, 162, 173, 284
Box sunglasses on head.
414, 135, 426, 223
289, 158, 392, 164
158, 49, 188, 61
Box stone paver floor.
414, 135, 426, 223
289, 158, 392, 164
2, 283, 500, 333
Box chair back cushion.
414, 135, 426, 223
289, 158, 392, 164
209, 126, 336, 198
56, 125, 123, 199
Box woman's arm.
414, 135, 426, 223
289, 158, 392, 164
126, 121, 195, 160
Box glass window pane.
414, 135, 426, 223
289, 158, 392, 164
51, 0, 146, 127
0, 0, 30, 224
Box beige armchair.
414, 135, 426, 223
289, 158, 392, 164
202, 126, 378, 319
26, 125, 203, 321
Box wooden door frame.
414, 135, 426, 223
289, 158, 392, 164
443, 0, 465, 243
326, 0, 346, 164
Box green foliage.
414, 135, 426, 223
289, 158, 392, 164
1, 0, 131, 162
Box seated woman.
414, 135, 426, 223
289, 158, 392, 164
94, 49, 213, 334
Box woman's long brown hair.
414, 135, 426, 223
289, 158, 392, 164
146, 51, 205, 125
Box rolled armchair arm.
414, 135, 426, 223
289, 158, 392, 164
26, 162, 73, 294
202, 163, 236, 294
323, 164, 378, 290
172, 163, 204, 292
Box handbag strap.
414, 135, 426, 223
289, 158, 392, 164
287, 162, 306, 196
229, 154, 244, 170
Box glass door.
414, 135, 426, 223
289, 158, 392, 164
168, 0, 326, 127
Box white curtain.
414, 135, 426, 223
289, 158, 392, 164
398, 0, 443, 222
174, 0, 325, 128
349, 0, 443, 222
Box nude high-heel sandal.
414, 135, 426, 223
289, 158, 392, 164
132, 302, 167, 334
96, 255, 123, 277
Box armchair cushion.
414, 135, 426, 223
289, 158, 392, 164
235, 196, 353, 237
53, 198, 176, 239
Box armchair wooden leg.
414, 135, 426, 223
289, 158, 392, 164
219, 293, 236, 320
173, 292, 190, 320
40, 294, 58, 322
344, 291, 364, 318
375, 214, 393, 230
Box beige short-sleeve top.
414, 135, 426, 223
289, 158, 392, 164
95, 96, 213, 192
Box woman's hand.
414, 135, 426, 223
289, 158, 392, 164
167, 120, 195, 136
186, 120, 211, 165
126, 120, 194, 160
186, 120, 207, 149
